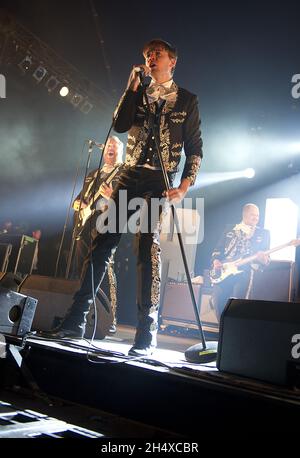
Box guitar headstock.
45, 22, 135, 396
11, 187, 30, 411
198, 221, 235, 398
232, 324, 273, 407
289, 238, 300, 247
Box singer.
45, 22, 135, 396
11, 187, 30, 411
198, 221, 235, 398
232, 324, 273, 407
40, 39, 203, 356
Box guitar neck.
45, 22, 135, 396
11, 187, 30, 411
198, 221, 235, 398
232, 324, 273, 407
106, 165, 121, 184
265, 242, 292, 256
89, 165, 120, 203
236, 241, 292, 267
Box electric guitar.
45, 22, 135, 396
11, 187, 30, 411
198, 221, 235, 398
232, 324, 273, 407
210, 239, 300, 285
74, 165, 122, 238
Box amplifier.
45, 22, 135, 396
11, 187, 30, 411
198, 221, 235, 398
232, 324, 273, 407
160, 282, 218, 332
251, 260, 298, 302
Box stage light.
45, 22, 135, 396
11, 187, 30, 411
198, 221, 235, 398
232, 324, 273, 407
32, 65, 47, 83
70, 92, 83, 107
59, 86, 69, 97
80, 100, 93, 114
243, 168, 255, 178
288, 142, 300, 154
18, 55, 32, 72
45, 76, 60, 92
264, 198, 298, 261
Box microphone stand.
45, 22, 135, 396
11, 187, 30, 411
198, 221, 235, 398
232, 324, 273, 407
54, 140, 88, 278
140, 75, 218, 363
65, 111, 119, 281
65, 141, 94, 279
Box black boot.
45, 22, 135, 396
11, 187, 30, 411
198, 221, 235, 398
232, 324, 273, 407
128, 313, 158, 357
108, 323, 117, 334
108, 314, 117, 334
128, 345, 155, 357
38, 311, 87, 339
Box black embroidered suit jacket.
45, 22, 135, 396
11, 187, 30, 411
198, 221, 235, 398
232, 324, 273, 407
113, 82, 203, 185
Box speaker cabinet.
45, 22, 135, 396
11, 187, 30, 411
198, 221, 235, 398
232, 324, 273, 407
160, 282, 218, 331
251, 260, 298, 302
217, 298, 300, 385
0, 286, 37, 336
19, 275, 113, 340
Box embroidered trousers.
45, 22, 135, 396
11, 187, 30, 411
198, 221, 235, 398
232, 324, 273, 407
64, 166, 172, 348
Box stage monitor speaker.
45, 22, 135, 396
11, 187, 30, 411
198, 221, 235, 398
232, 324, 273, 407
217, 298, 300, 385
0, 286, 37, 336
19, 275, 113, 340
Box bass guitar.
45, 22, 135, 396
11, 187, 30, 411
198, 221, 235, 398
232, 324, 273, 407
210, 238, 300, 285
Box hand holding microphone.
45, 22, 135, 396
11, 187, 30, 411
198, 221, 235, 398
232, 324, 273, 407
127, 64, 151, 91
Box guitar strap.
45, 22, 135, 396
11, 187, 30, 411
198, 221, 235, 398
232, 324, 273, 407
86, 165, 120, 202
85, 170, 101, 200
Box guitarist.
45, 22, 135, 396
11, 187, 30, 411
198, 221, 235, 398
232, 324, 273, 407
72, 135, 124, 333
211, 203, 270, 322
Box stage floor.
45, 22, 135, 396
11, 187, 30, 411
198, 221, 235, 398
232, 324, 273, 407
27, 323, 219, 374
17, 324, 300, 400
74, 323, 217, 368
2, 324, 300, 438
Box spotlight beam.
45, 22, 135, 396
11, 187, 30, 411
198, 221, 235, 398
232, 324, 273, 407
194, 168, 256, 189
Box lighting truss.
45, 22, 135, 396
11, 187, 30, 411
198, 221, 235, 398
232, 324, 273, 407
0, 10, 111, 114
32, 65, 48, 83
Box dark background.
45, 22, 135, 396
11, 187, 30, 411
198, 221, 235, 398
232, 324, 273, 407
0, 0, 299, 323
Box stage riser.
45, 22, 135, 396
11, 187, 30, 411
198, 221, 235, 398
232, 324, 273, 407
12, 342, 300, 437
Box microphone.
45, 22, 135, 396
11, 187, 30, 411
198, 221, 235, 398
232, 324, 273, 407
134, 66, 145, 73
87, 139, 105, 149
134, 67, 145, 84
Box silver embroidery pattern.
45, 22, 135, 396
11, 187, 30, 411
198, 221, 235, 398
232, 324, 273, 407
159, 115, 171, 168
126, 123, 149, 167
225, 230, 252, 260
162, 82, 178, 115
123, 82, 200, 176
127, 134, 136, 151
150, 220, 162, 308
150, 241, 160, 308
171, 143, 182, 158
170, 111, 187, 123
126, 101, 155, 166
107, 256, 117, 326
172, 143, 183, 149
184, 155, 201, 184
